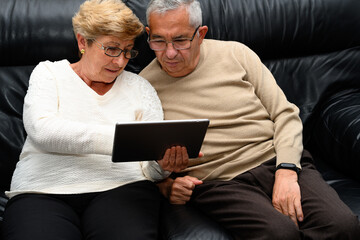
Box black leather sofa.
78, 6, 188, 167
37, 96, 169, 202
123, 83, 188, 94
1, 0, 360, 239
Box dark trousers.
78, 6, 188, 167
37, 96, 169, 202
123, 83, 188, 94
2, 180, 161, 240
190, 154, 360, 240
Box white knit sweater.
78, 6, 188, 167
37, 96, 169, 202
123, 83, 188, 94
6, 60, 168, 198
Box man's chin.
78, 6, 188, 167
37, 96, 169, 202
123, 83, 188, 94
163, 68, 182, 78
161, 64, 181, 77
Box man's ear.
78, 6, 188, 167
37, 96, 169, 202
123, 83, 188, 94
145, 26, 150, 36
198, 26, 208, 44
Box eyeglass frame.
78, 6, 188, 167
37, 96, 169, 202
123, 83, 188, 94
91, 38, 139, 59
147, 25, 201, 51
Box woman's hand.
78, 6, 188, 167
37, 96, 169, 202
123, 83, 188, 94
157, 146, 189, 172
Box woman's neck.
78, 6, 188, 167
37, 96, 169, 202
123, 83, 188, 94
70, 62, 116, 96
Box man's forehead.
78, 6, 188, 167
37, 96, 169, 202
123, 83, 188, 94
148, 21, 194, 37
149, 27, 192, 39
149, 7, 190, 28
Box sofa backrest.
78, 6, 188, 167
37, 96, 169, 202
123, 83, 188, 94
0, 0, 360, 191
0, 66, 32, 191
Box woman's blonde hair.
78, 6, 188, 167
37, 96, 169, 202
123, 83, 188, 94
72, 0, 144, 41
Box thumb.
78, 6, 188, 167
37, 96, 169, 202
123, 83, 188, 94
193, 179, 203, 185
185, 176, 203, 185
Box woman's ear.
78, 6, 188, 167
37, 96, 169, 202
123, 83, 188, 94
76, 33, 86, 52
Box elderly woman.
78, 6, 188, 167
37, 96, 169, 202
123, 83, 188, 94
2, 0, 188, 239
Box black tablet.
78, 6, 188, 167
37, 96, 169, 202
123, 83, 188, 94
111, 119, 209, 162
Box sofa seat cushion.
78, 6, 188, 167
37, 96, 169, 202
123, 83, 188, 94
159, 199, 232, 240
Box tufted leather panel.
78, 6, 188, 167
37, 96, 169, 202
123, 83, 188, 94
0, 0, 81, 66
264, 47, 360, 133
311, 90, 360, 181
0, 67, 32, 191
200, 0, 360, 58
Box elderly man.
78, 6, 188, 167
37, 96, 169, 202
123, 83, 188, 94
140, 0, 360, 239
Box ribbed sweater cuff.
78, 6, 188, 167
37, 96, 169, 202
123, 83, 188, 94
276, 147, 303, 169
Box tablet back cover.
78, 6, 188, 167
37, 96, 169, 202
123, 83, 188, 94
112, 119, 209, 162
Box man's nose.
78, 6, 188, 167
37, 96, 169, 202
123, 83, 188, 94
165, 42, 178, 59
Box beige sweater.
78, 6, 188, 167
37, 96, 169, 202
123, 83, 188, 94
140, 39, 303, 181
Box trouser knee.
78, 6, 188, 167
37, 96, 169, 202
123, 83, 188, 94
230, 217, 300, 240
265, 221, 300, 240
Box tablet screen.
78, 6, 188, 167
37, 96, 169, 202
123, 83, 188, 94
112, 119, 209, 162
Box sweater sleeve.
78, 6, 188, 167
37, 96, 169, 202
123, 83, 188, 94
239, 45, 303, 168
134, 75, 164, 122
132, 75, 170, 180
23, 62, 114, 155
140, 161, 171, 182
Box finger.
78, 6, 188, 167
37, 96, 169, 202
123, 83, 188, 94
272, 199, 283, 215
169, 146, 176, 170
174, 177, 198, 191
181, 146, 189, 168
170, 179, 194, 204
173, 178, 194, 191
174, 146, 182, 172
183, 176, 203, 186
294, 196, 304, 222
159, 148, 171, 170
272, 194, 288, 219
172, 187, 192, 198
198, 152, 204, 158
288, 198, 298, 227
170, 196, 189, 205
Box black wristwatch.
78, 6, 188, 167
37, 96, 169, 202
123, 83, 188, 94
276, 163, 300, 175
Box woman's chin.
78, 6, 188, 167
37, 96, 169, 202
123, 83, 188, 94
104, 69, 122, 78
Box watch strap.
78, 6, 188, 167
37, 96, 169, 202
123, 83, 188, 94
276, 163, 300, 174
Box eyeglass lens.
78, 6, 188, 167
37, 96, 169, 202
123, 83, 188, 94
105, 47, 138, 59
148, 25, 200, 51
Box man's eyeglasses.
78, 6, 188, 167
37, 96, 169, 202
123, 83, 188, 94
147, 25, 200, 51
92, 39, 139, 59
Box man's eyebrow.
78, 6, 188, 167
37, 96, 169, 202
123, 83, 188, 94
173, 34, 187, 39
150, 33, 188, 39
150, 34, 164, 39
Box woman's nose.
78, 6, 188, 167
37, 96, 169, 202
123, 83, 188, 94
112, 53, 128, 65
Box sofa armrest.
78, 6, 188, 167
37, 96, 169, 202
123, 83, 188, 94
311, 89, 360, 181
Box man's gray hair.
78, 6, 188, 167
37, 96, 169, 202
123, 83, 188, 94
146, 0, 202, 28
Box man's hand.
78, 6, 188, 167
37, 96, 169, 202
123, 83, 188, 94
272, 169, 304, 227
157, 146, 189, 172
157, 176, 203, 205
